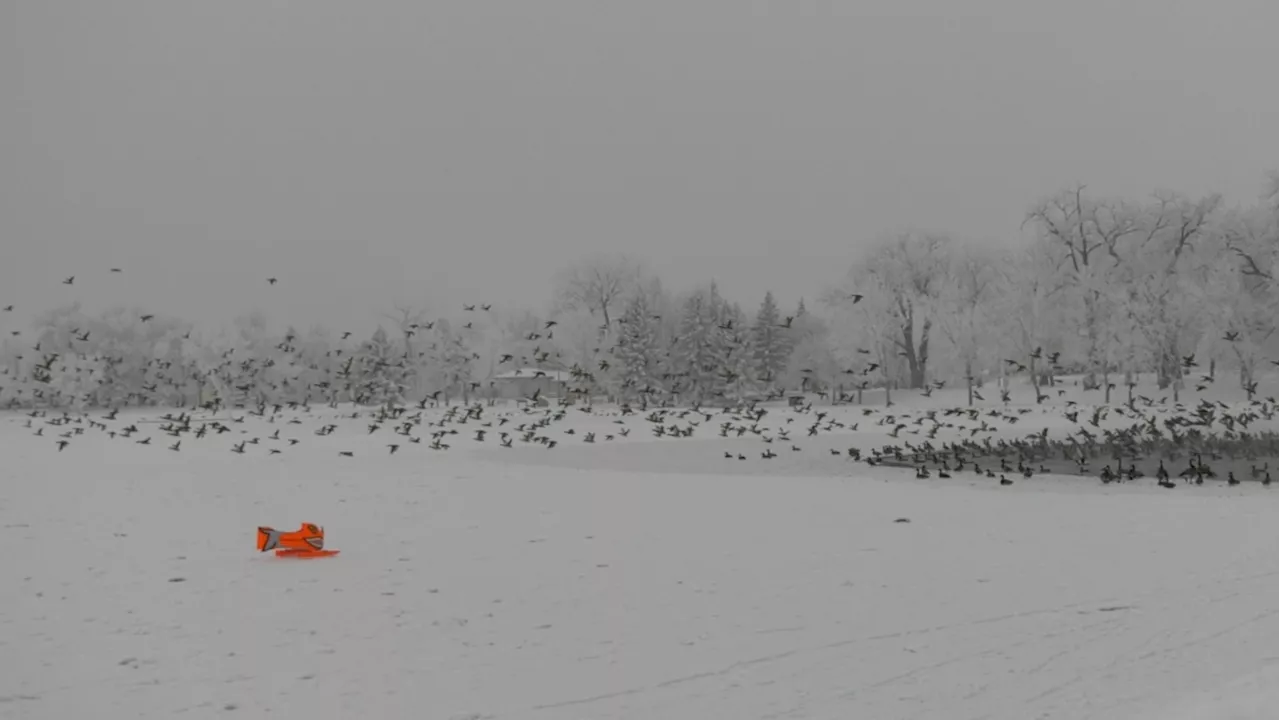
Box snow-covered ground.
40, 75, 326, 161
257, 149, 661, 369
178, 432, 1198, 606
1, 392, 1276, 719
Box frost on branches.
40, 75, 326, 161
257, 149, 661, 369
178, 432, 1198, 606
750, 291, 791, 391
828, 233, 946, 390
614, 292, 664, 404
354, 326, 410, 407
429, 319, 476, 404
714, 299, 757, 403
671, 288, 724, 404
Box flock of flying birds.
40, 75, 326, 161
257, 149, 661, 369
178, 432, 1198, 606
4, 270, 1278, 491
13, 386, 1278, 491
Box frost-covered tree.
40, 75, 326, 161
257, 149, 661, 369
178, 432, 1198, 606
708, 293, 756, 401
999, 241, 1071, 386
548, 307, 604, 376
492, 310, 545, 369
18, 304, 196, 407
750, 291, 791, 389
1023, 187, 1148, 390
836, 233, 949, 389
670, 290, 720, 403
638, 276, 681, 356
781, 300, 836, 395
285, 324, 336, 405
355, 326, 409, 406
380, 304, 437, 400
553, 254, 644, 333
823, 267, 907, 403
1110, 193, 1220, 390
42, 352, 106, 411
614, 291, 664, 402
935, 242, 1006, 403
1200, 181, 1279, 389
426, 319, 475, 403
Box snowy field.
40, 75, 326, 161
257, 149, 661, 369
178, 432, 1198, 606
1, 386, 1277, 719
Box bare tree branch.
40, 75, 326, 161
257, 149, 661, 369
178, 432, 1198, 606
553, 254, 644, 331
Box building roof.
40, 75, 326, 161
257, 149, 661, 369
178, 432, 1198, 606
491, 368, 571, 382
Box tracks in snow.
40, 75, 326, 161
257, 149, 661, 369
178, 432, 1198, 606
525, 569, 1277, 719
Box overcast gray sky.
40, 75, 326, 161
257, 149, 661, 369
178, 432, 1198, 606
2, 0, 1275, 333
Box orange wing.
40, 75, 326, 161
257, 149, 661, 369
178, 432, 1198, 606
257, 523, 324, 552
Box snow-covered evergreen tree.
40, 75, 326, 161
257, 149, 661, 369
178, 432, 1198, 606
714, 300, 757, 402
355, 326, 409, 406
671, 289, 720, 403
783, 308, 837, 395
427, 319, 474, 403
698, 284, 731, 400
751, 291, 791, 390
615, 292, 664, 402
289, 325, 334, 405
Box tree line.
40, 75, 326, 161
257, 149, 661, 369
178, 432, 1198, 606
0, 177, 1274, 410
